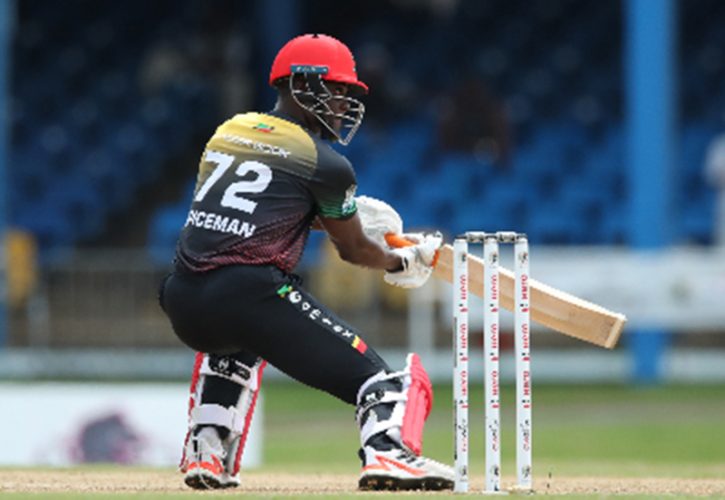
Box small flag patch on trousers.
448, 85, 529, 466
352, 336, 368, 354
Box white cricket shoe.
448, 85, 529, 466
183, 427, 239, 489
358, 445, 455, 491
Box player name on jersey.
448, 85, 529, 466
185, 210, 256, 238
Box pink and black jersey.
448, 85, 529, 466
175, 111, 358, 273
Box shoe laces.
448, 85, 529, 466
396, 450, 419, 464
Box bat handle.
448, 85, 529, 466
384, 233, 415, 248
384, 233, 441, 268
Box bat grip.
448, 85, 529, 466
384, 233, 414, 248
384, 233, 441, 268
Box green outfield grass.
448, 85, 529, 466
265, 382, 725, 475
2, 383, 724, 499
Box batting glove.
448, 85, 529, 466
384, 232, 443, 289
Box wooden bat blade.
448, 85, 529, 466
435, 244, 626, 348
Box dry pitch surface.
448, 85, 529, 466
2, 469, 725, 497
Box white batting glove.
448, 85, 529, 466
384, 232, 443, 289
355, 195, 403, 247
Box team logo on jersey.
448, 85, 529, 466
341, 184, 357, 216
253, 122, 275, 133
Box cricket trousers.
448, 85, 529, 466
159, 264, 390, 404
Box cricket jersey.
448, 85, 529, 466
175, 111, 358, 273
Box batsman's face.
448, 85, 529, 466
326, 83, 351, 132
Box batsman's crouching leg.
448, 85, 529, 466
356, 353, 454, 491
181, 352, 266, 490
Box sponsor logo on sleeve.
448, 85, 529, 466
341, 184, 357, 216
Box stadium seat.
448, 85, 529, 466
10, 0, 725, 255
147, 204, 187, 264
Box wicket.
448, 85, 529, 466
453, 231, 532, 494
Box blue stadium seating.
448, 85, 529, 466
9, 0, 724, 261
148, 203, 186, 265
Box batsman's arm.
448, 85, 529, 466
320, 214, 403, 272
385, 235, 626, 349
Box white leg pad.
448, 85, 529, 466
181, 354, 266, 478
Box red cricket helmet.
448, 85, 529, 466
268, 34, 367, 145
269, 34, 368, 94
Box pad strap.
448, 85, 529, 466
199, 354, 259, 390
190, 404, 245, 433
358, 394, 406, 446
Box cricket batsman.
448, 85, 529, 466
158, 33, 454, 491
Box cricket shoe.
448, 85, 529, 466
183, 427, 239, 489
358, 445, 454, 491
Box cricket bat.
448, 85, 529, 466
386, 235, 626, 349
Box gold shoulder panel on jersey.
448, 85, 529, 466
205, 112, 318, 179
